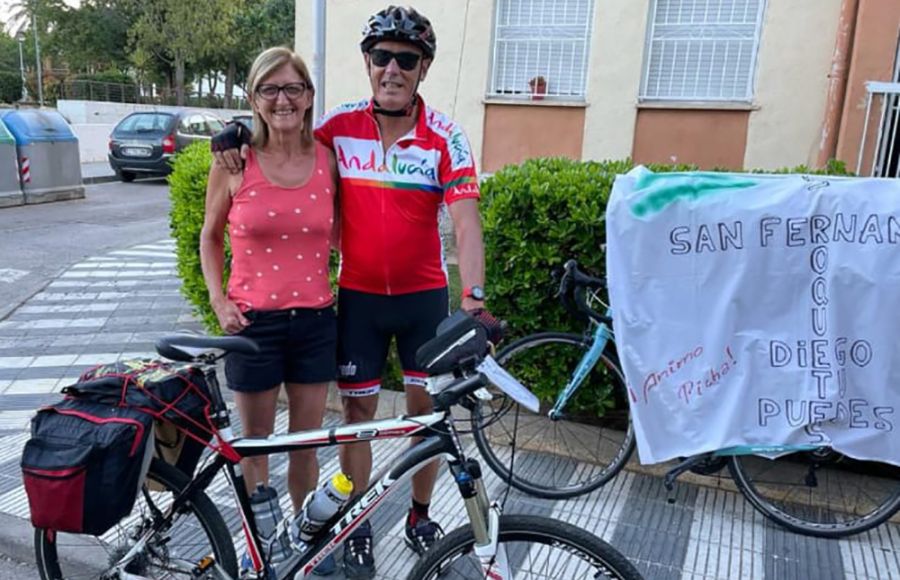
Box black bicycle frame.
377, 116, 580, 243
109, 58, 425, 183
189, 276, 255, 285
169, 409, 476, 579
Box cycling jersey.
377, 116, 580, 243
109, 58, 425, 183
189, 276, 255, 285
315, 96, 480, 295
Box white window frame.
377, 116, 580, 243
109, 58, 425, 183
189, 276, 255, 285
639, 0, 767, 103
487, 0, 597, 102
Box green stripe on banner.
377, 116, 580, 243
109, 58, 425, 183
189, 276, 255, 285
630, 171, 760, 217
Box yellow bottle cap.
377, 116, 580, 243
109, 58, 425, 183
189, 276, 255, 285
332, 473, 354, 496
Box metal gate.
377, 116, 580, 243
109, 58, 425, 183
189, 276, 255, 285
858, 81, 900, 178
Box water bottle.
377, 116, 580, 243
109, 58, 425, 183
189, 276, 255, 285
249, 483, 292, 563
290, 473, 353, 551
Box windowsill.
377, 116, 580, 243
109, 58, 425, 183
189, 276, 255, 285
483, 96, 588, 108
637, 100, 759, 111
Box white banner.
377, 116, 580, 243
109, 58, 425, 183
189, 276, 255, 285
606, 166, 900, 466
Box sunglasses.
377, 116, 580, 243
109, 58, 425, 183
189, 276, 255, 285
256, 82, 309, 100
369, 49, 421, 71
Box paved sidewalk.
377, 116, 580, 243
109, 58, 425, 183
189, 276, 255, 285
0, 239, 897, 579
81, 161, 119, 185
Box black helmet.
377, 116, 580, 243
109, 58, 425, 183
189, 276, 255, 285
360, 5, 436, 59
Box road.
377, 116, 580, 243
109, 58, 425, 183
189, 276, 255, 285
0, 553, 36, 579
0, 179, 171, 320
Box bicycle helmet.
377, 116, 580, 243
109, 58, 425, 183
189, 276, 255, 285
360, 5, 436, 59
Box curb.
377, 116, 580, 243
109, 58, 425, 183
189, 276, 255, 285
82, 174, 120, 185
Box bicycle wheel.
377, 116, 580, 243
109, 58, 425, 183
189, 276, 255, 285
729, 450, 900, 538
407, 514, 641, 579
35, 458, 238, 579
473, 332, 635, 499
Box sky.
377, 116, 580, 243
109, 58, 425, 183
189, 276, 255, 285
1, 0, 81, 35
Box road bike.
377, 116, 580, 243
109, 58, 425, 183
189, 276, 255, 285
473, 260, 900, 537
664, 446, 900, 538
33, 314, 643, 579
472, 260, 635, 499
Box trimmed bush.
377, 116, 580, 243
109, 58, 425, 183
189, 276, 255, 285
481, 157, 853, 414
168, 142, 223, 333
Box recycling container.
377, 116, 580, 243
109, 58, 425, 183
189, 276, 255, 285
0, 109, 84, 204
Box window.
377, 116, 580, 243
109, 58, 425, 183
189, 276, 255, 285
117, 113, 172, 133
640, 0, 766, 102
204, 115, 226, 135
180, 115, 208, 136
488, 0, 596, 101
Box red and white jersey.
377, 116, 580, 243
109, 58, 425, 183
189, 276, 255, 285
315, 96, 480, 296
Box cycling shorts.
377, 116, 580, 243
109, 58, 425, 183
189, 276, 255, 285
336, 287, 449, 397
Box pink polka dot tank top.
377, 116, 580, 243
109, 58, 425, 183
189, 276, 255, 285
227, 143, 335, 312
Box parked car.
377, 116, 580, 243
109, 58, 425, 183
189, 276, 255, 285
108, 110, 226, 182
232, 114, 254, 132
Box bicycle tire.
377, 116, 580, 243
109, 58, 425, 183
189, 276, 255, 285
473, 332, 635, 499
35, 457, 238, 579
729, 450, 900, 538
406, 514, 642, 580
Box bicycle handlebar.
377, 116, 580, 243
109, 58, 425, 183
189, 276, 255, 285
558, 260, 612, 326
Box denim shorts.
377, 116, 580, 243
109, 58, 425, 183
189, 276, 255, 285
225, 306, 337, 393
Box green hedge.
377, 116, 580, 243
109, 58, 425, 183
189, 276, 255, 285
481, 157, 853, 415
168, 142, 224, 333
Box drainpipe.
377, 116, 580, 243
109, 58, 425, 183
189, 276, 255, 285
312, 0, 326, 120
816, 0, 860, 168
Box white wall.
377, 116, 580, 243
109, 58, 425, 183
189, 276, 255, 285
296, 0, 490, 169
57, 100, 249, 162
744, 0, 842, 169
298, 1, 844, 172
582, 0, 650, 161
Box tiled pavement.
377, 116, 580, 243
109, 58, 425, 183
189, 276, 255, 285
0, 239, 898, 579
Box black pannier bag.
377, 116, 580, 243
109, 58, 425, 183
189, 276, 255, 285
21, 399, 153, 535
63, 359, 214, 477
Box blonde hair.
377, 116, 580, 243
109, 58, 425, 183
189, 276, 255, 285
246, 47, 315, 148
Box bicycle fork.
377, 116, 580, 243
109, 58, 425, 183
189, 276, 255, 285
549, 321, 612, 420
450, 458, 508, 578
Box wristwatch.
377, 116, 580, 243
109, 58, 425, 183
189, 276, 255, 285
462, 285, 485, 302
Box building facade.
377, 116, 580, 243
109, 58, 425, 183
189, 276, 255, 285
296, 0, 900, 176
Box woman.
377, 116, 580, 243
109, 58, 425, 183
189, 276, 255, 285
200, 46, 339, 552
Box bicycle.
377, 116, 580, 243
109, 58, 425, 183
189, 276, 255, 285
33, 313, 643, 579
472, 260, 636, 499
473, 260, 900, 537
664, 446, 900, 538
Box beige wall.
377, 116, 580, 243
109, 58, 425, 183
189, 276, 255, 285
482, 105, 586, 172
296, 0, 490, 171
581, 0, 649, 162
744, 0, 843, 169
633, 109, 750, 169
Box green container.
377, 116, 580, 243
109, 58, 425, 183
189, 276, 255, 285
0, 118, 24, 207
0, 119, 14, 145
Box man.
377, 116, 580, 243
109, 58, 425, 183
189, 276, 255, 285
212, 6, 489, 578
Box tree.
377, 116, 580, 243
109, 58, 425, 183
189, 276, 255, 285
45, 1, 134, 74
129, 0, 230, 105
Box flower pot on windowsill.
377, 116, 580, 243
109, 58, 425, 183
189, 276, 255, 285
529, 76, 547, 100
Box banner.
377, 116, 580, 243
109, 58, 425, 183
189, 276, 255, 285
606, 167, 900, 466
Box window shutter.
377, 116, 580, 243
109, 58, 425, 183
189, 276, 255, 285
641, 0, 766, 101
489, 0, 596, 99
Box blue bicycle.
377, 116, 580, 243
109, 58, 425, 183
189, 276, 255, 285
473, 260, 636, 499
